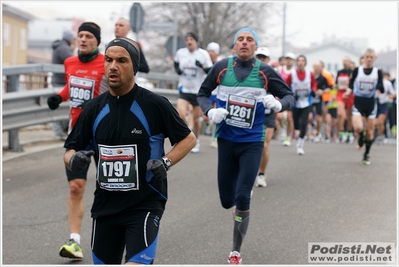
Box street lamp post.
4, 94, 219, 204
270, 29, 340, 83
282, 2, 286, 56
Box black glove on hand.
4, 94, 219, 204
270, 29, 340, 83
195, 60, 203, 68
147, 159, 167, 180
69, 150, 94, 172
47, 94, 62, 110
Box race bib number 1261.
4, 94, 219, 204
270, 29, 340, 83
225, 94, 257, 128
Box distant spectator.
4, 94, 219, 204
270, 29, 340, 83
254, 46, 271, 64
229, 43, 236, 57
205, 41, 221, 147
114, 17, 149, 73
278, 56, 286, 68
375, 72, 396, 143
270, 60, 279, 69
114, 17, 131, 39
206, 42, 221, 64
349, 61, 356, 71
52, 29, 76, 86
388, 78, 397, 138
50, 29, 77, 140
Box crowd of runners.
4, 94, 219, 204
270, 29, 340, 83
47, 20, 396, 265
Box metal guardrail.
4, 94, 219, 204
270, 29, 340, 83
2, 87, 178, 151
2, 64, 180, 151
2, 88, 69, 131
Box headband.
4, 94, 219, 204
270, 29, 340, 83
106, 38, 141, 75
185, 32, 198, 43
233, 27, 259, 46
78, 25, 101, 46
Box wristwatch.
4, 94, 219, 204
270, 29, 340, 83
162, 157, 172, 171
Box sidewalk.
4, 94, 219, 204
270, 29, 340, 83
2, 124, 65, 162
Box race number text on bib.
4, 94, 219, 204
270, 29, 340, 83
337, 76, 349, 90
69, 76, 95, 109
295, 88, 310, 98
97, 144, 139, 191
358, 81, 374, 94
225, 94, 257, 129
183, 66, 197, 78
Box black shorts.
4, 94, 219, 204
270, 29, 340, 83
353, 97, 377, 119
328, 108, 337, 119
377, 102, 388, 116
264, 111, 276, 128
312, 101, 323, 115
179, 92, 199, 106
91, 208, 164, 264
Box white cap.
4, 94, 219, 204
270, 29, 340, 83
285, 52, 296, 59
207, 42, 220, 55
255, 47, 270, 57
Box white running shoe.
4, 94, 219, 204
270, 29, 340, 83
254, 175, 267, 187
283, 137, 291, 146
228, 251, 242, 265
313, 134, 322, 143
340, 133, 348, 143
191, 141, 200, 153
297, 147, 305, 155
347, 133, 354, 144
210, 138, 218, 148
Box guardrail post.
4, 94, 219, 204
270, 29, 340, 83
8, 130, 23, 152
159, 80, 166, 89
7, 74, 19, 92
7, 74, 22, 151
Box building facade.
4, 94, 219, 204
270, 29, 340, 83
2, 4, 35, 66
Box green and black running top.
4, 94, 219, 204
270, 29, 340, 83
64, 84, 192, 218
197, 56, 295, 143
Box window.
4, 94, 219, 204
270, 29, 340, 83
3, 23, 10, 46
20, 28, 27, 50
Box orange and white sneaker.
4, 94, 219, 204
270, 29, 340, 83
228, 251, 242, 265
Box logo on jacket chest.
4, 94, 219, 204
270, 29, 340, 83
131, 128, 142, 134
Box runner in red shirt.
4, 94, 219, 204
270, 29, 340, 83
47, 22, 109, 260
336, 56, 354, 143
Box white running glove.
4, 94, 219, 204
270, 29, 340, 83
258, 95, 282, 112
207, 108, 229, 123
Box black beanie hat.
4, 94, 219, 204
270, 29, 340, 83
185, 32, 198, 43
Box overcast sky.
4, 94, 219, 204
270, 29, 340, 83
3, 1, 398, 56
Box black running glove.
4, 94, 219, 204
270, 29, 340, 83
69, 150, 94, 172
147, 159, 167, 180
47, 94, 62, 110
195, 60, 203, 68
174, 62, 183, 75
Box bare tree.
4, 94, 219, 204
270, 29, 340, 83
137, 2, 280, 72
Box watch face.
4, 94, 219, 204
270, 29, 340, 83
163, 157, 172, 169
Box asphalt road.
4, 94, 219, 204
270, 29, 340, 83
2, 135, 397, 266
